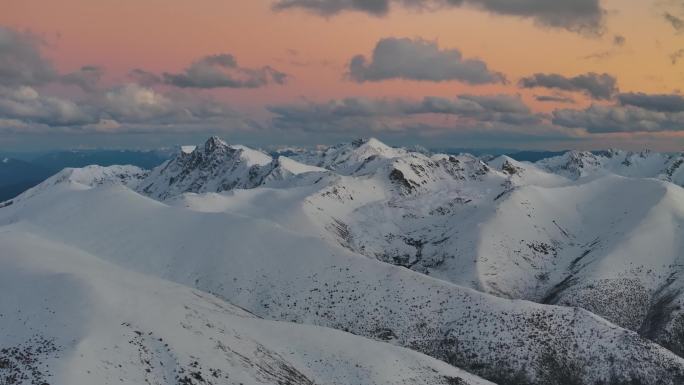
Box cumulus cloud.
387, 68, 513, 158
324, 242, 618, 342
348, 37, 505, 84
101, 84, 250, 125
268, 94, 541, 133
0, 26, 57, 87
519, 72, 618, 100
0, 26, 103, 92
60, 65, 105, 91
273, 0, 604, 34
0, 26, 265, 134
0, 82, 255, 134
99, 84, 179, 123
162, 53, 288, 89
0, 86, 97, 127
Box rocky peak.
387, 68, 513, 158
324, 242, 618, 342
203, 136, 229, 154
540, 150, 602, 179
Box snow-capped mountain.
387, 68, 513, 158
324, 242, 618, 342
3, 136, 684, 385
138, 136, 329, 200
537, 149, 684, 185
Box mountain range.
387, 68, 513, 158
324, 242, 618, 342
2, 136, 684, 385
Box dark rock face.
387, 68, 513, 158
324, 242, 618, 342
0, 337, 59, 385
140, 137, 271, 200
501, 160, 523, 176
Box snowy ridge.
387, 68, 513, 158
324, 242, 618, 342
3, 164, 147, 206
538, 149, 684, 185
290, 137, 408, 175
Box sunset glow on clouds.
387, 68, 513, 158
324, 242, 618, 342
1, 0, 684, 150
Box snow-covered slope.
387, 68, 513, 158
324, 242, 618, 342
265, 140, 684, 347
2, 164, 146, 206
0, 230, 492, 385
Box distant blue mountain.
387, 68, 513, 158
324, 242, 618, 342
31, 150, 168, 172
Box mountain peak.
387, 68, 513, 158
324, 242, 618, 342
204, 136, 228, 153
352, 137, 390, 151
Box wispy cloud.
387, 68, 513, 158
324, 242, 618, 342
519, 72, 618, 100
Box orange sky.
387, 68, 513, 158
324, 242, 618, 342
1, 0, 684, 150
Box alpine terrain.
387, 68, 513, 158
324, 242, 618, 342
2, 136, 684, 385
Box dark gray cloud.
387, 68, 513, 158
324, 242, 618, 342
162, 53, 288, 89
273, 0, 604, 34
613, 35, 626, 46
552, 104, 683, 133
617, 92, 684, 113
348, 37, 505, 84
273, 0, 390, 16
268, 94, 541, 133
534, 94, 575, 103
552, 92, 684, 133
664, 12, 684, 32
519, 72, 618, 100
60, 66, 105, 92
0, 26, 57, 87
458, 0, 603, 33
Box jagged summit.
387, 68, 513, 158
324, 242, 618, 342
137, 138, 326, 200
139, 139, 268, 200
203, 135, 228, 153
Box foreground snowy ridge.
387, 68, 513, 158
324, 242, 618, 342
2, 136, 684, 385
